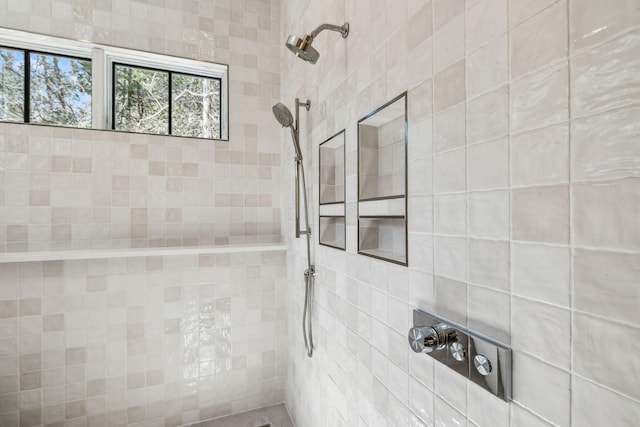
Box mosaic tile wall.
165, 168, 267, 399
280, 0, 640, 426
0, 248, 287, 426
0, 0, 283, 251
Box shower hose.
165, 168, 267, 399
298, 158, 315, 357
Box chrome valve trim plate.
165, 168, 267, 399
409, 309, 512, 401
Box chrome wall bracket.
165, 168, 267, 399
408, 309, 512, 401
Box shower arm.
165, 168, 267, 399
308, 23, 349, 41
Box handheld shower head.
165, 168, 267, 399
272, 99, 310, 162
285, 23, 349, 64
272, 103, 294, 128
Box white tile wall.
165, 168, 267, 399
0, 1, 290, 426
0, 0, 283, 252
0, 248, 287, 426
281, 0, 640, 426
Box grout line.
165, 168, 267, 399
572, 373, 640, 405
566, 0, 575, 424
462, 0, 471, 415
506, 0, 514, 423
430, 1, 437, 423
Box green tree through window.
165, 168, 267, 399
0, 48, 91, 127
114, 64, 221, 138
114, 65, 169, 135
0, 48, 25, 122
29, 53, 92, 127
172, 73, 221, 139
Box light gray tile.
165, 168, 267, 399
510, 1, 567, 79
512, 185, 569, 244
575, 249, 640, 326
434, 194, 466, 236
468, 190, 509, 240
511, 404, 555, 426
435, 363, 467, 413
434, 395, 467, 426
512, 243, 570, 307
434, 237, 467, 282
574, 313, 640, 400
572, 32, 640, 118
434, 104, 466, 154
434, 148, 466, 194
467, 86, 509, 145
466, 0, 507, 53
512, 296, 570, 368
467, 35, 508, 98
512, 352, 570, 426
409, 376, 434, 425
572, 375, 640, 427
569, 0, 640, 50
435, 275, 467, 325
572, 107, 640, 182
467, 380, 509, 427
468, 239, 509, 291
573, 178, 640, 250
468, 138, 509, 191
511, 124, 569, 187
509, 0, 561, 29
434, 60, 466, 112
467, 285, 510, 343
511, 63, 569, 133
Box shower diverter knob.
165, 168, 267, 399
408, 323, 456, 353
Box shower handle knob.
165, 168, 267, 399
408, 323, 456, 353
408, 326, 439, 353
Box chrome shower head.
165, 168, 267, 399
272, 99, 310, 162
272, 103, 294, 128
285, 23, 349, 64
286, 35, 320, 64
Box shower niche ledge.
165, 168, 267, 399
0, 243, 287, 263
357, 92, 407, 266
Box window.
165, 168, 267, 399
113, 64, 221, 138
0, 48, 91, 127
0, 28, 228, 140
113, 64, 169, 135
29, 52, 92, 127
0, 47, 24, 122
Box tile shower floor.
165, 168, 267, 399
185, 404, 294, 427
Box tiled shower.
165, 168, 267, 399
0, 0, 639, 426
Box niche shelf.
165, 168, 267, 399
319, 216, 346, 250
319, 130, 346, 250
357, 93, 407, 265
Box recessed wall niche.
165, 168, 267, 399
357, 93, 407, 265
319, 130, 346, 250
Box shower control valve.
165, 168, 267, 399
410, 309, 512, 401
408, 323, 456, 354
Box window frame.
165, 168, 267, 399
0, 47, 94, 126
0, 27, 229, 140
111, 62, 223, 139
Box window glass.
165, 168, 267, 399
172, 73, 221, 139
29, 52, 92, 127
114, 64, 169, 135
0, 47, 25, 122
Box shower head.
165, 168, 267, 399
272, 103, 294, 128
272, 99, 310, 162
285, 23, 349, 64
286, 35, 320, 64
